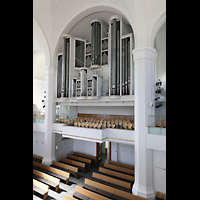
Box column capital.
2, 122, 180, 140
132, 47, 157, 62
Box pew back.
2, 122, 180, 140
108, 160, 134, 170
104, 163, 134, 175
74, 186, 111, 200
92, 172, 131, 189
99, 167, 134, 182
61, 157, 85, 168
68, 154, 91, 164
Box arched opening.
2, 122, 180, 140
33, 18, 50, 122
154, 22, 166, 124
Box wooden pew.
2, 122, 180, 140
33, 154, 44, 163
51, 161, 78, 178
73, 151, 97, 163
156, 191, 166, 200
73, 186, 111, 200
99, 167, 134, 182
64, 194, 77, 200
33, 169, 60, 192
108, 160, 134, 170
60, 157, 86, 172
33, 179, 49, 200
33, 161, 69, 184
83, 178, 147, 200
104, 163, 134, 175
91, 172, 131, 192
67, 154, 91, 168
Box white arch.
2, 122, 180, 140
33, 17, 51, 67
149, 11, 166, 48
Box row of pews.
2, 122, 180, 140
33, 152, 97, 199
66, 160, 147, 200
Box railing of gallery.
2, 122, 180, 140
147, 115, 166, 136
33, 111, 45, 123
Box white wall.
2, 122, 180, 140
33, 78, 46, 111
111, 142, 135, 166
33, 131, 44, 156
73, 139, 96, 157
153, 150, 166, 193
55, 135, 73, 161
78, 106, 134, 115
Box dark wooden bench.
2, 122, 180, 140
104, 163, 134, 176
73, 186, 111, 200
51, 161, 78, 178
83, 178, 147, 200
65, 194, 77, 200
98, 167, 134, 183
91, 172, 131, 192
60, 157, 86, 172
67, 154, 91, 168
33, 169, 60, 192
33, 154, 43, 163
33, 178, 49, 199
108, 160, 134, 170
73, 151, 97, 163
33, 161, 69, 184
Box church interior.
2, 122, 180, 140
33, 0, 166, 199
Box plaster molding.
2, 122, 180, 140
132, 47, 157, 62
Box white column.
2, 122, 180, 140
132, 47, 156, 200
43, 66, 56, 165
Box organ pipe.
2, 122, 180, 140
110, 18, 121, 96
61, 37, 70, 97
91, 20, 101, 67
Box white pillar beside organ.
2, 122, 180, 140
132, 47, 156, 200
43, 66, 56, 165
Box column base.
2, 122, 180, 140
42, 157, 54, 165
132, 183, 155, 200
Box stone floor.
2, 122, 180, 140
33, 153, 109, 200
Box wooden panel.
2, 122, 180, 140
33, 178, 49, 192
74, 152, 96, 161
85, 178, 115, 194
68, 154, 91, 164
78, 113, 134, 122
108, 160, 134, 170
92, 172, 131, 189
60, 157, 85, 168
52, 161, 78, 173
64, 194, 77, 200
75, 186, 111, 200
104, 163, 134, 175
33, 161, 69, 179
33, 169, 60, 185
99, 167, 134, 182
85, 178, 147, 200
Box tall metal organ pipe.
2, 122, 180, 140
110, 18, 120, 95
91, 20, 101, 67
122, 37, 130, 95
111, 19, 117, 95
61, 37, 70, 97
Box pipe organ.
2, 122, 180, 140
56, 15, 134, 99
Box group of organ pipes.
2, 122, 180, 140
57, 15, 134, 99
